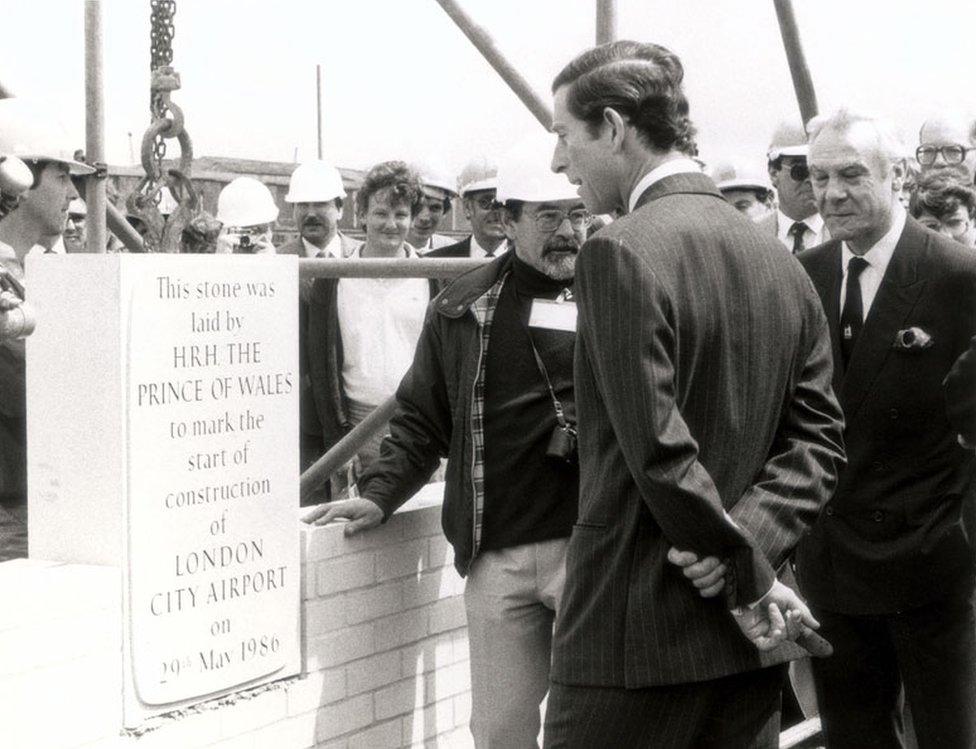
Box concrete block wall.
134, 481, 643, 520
0, 483, 474, 748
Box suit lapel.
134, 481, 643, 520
804, 243, 844, 395
840, 220, 927, 421
633, 172, 726, 211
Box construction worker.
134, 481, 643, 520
277, 161, 361, 486
427, 158, 508, 259
278, 160, 359, 260
0, 97, 94, 561
306, 135, 587, 747
759, 121, 829, 253
710, 160, 775, 221
214, 176, 278, 254
407, 164, 456, 252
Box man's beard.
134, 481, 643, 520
540, 237, 579, 281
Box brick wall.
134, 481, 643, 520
0, 483, 474, 749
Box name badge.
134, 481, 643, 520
528, 299, 577, 332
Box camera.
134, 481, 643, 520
546, 423, 578, 466
236, 234, 253, 251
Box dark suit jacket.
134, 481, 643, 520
945, 335, 976, 446
796, 218, 976, 615
278, 233, 360, 457
425, 236, 471, 258
551, 172, 845, 688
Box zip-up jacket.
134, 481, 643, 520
359, 253, 513, 576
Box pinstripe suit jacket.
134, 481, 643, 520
550, 172, 845, 688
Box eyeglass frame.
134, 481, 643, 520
529, 206, 593, 233
915, 144, 973, 166
787, 161, 810, 182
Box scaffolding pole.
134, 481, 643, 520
433, 0, 553, 129
84, 0, 107, 253
596, 0, 618, 44
773, 0, 819, 125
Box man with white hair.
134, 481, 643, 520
917, 112, 976, 185
305, 134, 587, 747
796, 108, 976, 747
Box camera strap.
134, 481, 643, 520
522, 316, 575, 434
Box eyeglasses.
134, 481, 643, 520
916, 144, 972, 166
471, 195, 499, 210
788, 162, 810, 182
532, 208, 592, 233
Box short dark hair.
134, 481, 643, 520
356, 161, 424, 219
551, 40, 697, 156
910, 172, 976, 220
22, 159, 52, 190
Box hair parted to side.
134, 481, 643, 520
551, 40, 697, 156
357, 161, 424, 219
806, 109, 905, 175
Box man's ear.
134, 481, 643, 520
603, 107, 627, 151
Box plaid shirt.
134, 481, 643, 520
466, 270, 510, 559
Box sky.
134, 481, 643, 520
3, 1, 973, 181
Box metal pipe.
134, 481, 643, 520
433, 0, 553, 129
316, 64, 323, 159
300, 256, 485, 279
300, 397, 398, 503
773, 0, 819, 125
84, 0, 107, 253
106, 201, 146, 252
596, 0, 617, 44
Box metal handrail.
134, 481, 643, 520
297, 255, 490, 501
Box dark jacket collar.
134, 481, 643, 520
633, 172, 727, 212
435, 252, 514, 318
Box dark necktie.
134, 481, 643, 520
788, 221, 809, 254
840, 256, 869, 367
485, 249, 495, 258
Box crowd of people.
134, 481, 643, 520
2, 36, 976, 749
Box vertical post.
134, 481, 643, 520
433, 0, 553, 129
316, 64, 323, 159
84, 0, 107, 253
596, 0, 617, 44
773, 0, 818, 125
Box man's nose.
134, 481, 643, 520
554, 217, 575, 238
551, 143, 566, 174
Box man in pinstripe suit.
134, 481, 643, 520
544, 41, 845, 747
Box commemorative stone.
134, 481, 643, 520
25, 254, 301, 726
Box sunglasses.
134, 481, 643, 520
787, 162, 810, 182
471, 195, 500, 210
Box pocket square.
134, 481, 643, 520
893, 326, 933, 352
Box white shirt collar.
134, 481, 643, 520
627, 157, 702, 214
841, 202, 906, 276
469, 234, 507, 258
302, 234, 342, 259
777, 210, 824, 237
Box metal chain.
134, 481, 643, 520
149, 0, 176, 72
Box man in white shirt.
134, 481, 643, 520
795, 108, 976, 748
757, 121, 829, 253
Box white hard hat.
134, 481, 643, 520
415, 164, 457, 197
767, 121, 809, 160
710, 160, 772, 193
67, 198, 87, 216
0, 97, 94, 176
495, 131, 578, 203
285, 160, 346, 203
216, 177, 279, 226
457, 158, 498, 197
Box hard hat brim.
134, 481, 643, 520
717, 178, 772, 192
767, 145, 808, 160
459, 178, 498, 197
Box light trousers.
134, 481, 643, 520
464, 537, 568, 749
